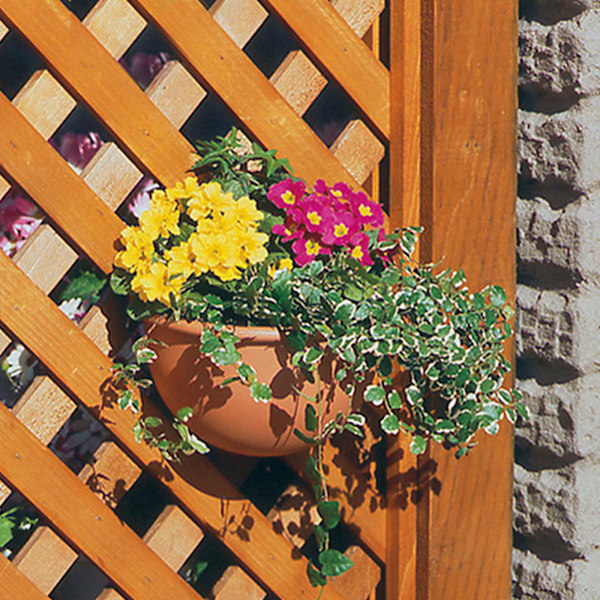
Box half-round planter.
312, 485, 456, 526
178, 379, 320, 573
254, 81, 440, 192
147, 318, 351, 457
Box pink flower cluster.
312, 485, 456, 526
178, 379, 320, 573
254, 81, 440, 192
57, 132, 103, 172
0, 191, 42, 257
268, 178, 384, 266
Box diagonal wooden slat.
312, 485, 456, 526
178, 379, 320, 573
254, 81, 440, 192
0, 91, 122, 274
260, 0, 389, 139
0, 0, 195, 187
0, 402, 205, 600
0, 552, 50, 600
128, 0, 362, 189
0, 251, 347, 600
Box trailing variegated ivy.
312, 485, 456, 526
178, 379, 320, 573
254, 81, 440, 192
109, 130, 526, 592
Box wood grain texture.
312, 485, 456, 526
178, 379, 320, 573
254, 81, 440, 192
0, 403, 205, 600
213, 566, 266, 600
145, 60, 206, 127
260, 0, 389, 139
0, 0, 195, 187
83, 0, 146, 59
12, 526, 78, 594
12, 69, 76, 139
0, 252, 347, 600
142, 505, 204, 570
0, 92, 123, 274
128, 0, 361, 190
387, 0, 517, 598
210, 0, 267, 48
334, 545, 381, 600
0, 551, 50, 600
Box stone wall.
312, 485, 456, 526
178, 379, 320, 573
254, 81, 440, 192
515, 1, 600, 598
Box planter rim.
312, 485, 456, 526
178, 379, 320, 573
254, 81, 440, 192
146, 317, 283, 344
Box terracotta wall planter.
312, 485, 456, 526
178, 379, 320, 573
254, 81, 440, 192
148, 319, 351, 456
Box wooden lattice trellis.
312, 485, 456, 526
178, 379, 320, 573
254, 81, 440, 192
0, 0, 517, 599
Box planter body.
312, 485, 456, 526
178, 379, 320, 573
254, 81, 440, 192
148, 319, 350, 456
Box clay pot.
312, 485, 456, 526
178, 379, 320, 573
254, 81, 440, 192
147, 319, 351, 456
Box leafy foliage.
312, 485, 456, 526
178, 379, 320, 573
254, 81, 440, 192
109, 130, 527, 589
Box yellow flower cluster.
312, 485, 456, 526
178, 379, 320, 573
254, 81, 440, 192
114, 177, 268, 305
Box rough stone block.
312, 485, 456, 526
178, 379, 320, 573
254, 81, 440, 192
518, 192, 600, 284
519, 97, 600, 200
517, 285, 600, 376
513, 547, 574, 599
519, 11, 600, 102
514, 454, 600, 555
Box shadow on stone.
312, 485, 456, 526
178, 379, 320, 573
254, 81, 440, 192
513, 529, 582, 562
516, 353, 581, 385
517, 261, 582, 290
518, 176, 581, 210
519, 83, 580, 115
515, 436, 582, 472
519, 0, 586, 26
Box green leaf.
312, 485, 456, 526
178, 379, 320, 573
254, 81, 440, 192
176, 407, 194, 422
0, 517, 14, 548
489, 285, 507, 307
334, 300, 355, 323
200, 337, 221, 354
305, 455, 321, 482
343, 284, 363, 301
249, 382, 272, 402
307, 562, 327, 588
304, 346, 324, 365
136, 348, 158, 364
516, 403, 530, 421
211, 345, 241, 366
60, 269, 106, 303
293, 428, 317, 445
335, 368, 347, 382
364, 385, 386, 406
388, 390, 402, 409
410, 435, 428, 455
110, 269, 132, 296
305, 404, 318, 432
144, 416, 163, 428
318, 500, 341, 530
319, 549, 353, 578
380, 414, 400, 434
119, 389, 133, 410
237, 363, 256, 383
188, 433, 210, 454
314, 524, 328, 551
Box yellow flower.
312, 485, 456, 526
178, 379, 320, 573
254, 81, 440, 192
268, 257, 293, 278
114, 227, 154, 273
165, 241, 193, 279
240, 230, 269, 265
139, 204, 181, 240
187, 181, 234, 221
166, 176, 200, 204
131, 262, 184, 305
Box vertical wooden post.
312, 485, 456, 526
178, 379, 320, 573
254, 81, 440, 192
387, 1, 517, 598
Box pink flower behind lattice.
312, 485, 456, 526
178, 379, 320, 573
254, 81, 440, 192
124, 52, 170, 88
127, 177, 160, 219
0, 190, 43, 257
58, 132, 103, 173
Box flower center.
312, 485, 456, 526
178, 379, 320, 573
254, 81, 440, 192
351, 245, 364, 260
281, 191, 295, 205
307, 211, 321, 225
334, 223, 349, 237
359, 204, 372, 217
306, 240, 321, 255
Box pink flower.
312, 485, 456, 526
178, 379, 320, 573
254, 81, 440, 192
0, 190, 42, 257
124, 52, 170, 88
127, 177, 159, 219
268, 179, 306, 210
320, 210, 359, 246
347, 232, 373, 266
58, 132, 103, 172
349, 191, 385, 227
292, 235, 331, 266
0, 234, 13, 256
299, 194, 335, 234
